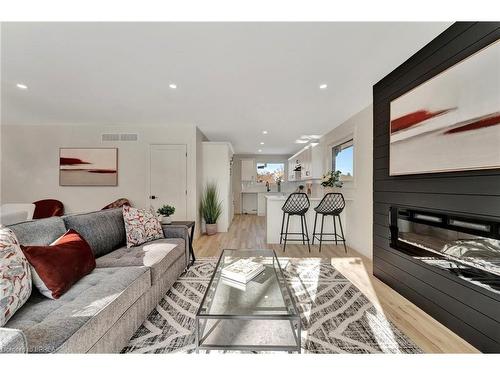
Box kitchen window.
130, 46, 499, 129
332, 139, 354, 180
256, 162, 285, 183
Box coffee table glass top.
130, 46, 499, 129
197, 249, 299, 318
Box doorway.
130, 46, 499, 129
149, 144, 187, 220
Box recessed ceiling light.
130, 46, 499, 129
295, 139, 308, 144
262, 130, 268, 135
16, 83, 28, 90
260, 142, 265, 145
169, 83, 177, 89
258, 149, 262, 153
319, 83, 328, 89
301, 134, 322, 140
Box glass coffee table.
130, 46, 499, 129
195, 249, 301, 353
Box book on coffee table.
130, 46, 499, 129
221, 277, 247, 291
221, 258, 265, 283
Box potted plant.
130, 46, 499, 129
200, 183, 223, 236
157, 204, 175, 224
321, 170, 343, 193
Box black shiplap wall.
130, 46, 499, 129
372, 22, 500, 353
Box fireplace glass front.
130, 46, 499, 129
390, 207, 500, 295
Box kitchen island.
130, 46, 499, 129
241, 191, 293, 215
265, 194, 351, 244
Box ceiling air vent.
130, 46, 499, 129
102, 133, 120, 142
120, 133, 138, 141
101, 133, 139, 142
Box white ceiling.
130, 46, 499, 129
1, 22, 451, 154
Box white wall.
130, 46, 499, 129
1, 124, 202, 228
319, 105, 373, 258
202, 142, 234, 232
196, 128, 209, 237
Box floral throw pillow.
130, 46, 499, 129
122, 206, 164, 248
0, 227, 32, 326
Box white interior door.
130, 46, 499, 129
149, 144, 187, 220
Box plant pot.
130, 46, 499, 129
161, 216, 172, 224
323, 186, 339, 195
206, 223, 217, 236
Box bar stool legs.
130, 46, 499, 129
333, 216, 338, 245
312, 213, 347, 253
280, 193, 311, 253
279, 212, 310, 253
312, 213, 318, 244
303, 216, 311, 253
337, 215, 347, 253
280, 212, 286, 245
283, 213, 290, 250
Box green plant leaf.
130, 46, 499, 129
200, 183, 223, 224
157, 205, 175, 216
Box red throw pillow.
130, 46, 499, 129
21, 229, 96, 299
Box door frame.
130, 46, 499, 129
147, 143, 188, 219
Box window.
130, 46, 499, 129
332, 139, 354, 180
256, 162, 285, 183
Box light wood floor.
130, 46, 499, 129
194, 214, 479, 353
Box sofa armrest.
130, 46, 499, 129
162, 225, 190, 268
0, 327, 28, 353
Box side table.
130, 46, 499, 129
169, 221, 196, 267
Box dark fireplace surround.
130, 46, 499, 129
373, 22, 500, 353
390, 206, 500, 296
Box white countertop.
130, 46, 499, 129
242, 191, 284, 194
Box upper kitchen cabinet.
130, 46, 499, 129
288, 159, 298, 181
309, 144, 323, 179
288, 144, 323, 181
241, 159, 256, 181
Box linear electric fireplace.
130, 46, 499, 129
390, 207, 500, 296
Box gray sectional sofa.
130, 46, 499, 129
0, 208, 189, 353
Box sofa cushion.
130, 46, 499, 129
21, 229, 96, 299
0, 228, 32, 327
0, 327, 27, 353
7, 216, 66, 246
95, 238, 185, 284
122, 206, 164, 248
4, 266, 150, 353
63, 208, 125, 257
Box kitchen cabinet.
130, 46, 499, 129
288, 159, 297, 181
241, 192, 258, 214
302, 148, 312, 178
288, 144, 323, 181
310, 144, 323, 179
241, 159, 256, 181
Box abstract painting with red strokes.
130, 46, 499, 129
59, 148, 118, 186
389, 40, 500, 176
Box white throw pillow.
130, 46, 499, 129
30, 265, 53, 299
0, 227, 32, 326
122, 206, 164, 248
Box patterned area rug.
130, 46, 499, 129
122, 258, 422, 353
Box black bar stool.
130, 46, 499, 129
312, 193, 347, 253
280, 193, 311, 252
